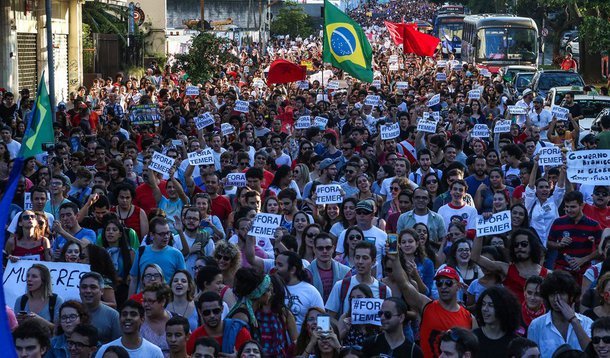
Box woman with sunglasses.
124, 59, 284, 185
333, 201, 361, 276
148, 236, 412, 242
330, 198, 358, 239
422, 172, 440, 208
213, 240, 241, 288
336, 226, 365, 267
299, 223, 322, 263
6, 210, 52, 262
337, 284, 380, 346
379, 177, 409, 221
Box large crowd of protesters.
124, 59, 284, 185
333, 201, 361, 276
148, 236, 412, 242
3, 0, 610, 357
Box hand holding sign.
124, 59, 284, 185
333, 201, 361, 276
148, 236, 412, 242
380, 123, 400, 140
234, 100, 250, 113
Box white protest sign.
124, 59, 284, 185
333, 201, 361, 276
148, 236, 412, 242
452, 62, 463, 71
225, 173, 246, 187
131, 92, 142, 103
538, 146, 563, 167
295, 116, 312, 129
508, 105, 527, 115
396, 81, 409, 90
187, 149, 215, 166
389, 63, 399, 71
494, 120, 512, 133
364, 95, 381, 106
314, 116, 329, 129
468, 90, 481, 99
297, 80, 310, 90
427, 94, 440, 107
476, 210, 512, 237
551, 105, 569, 120
150, 151, 176, 176
417, 119, 437, 133
351, 298, 384, 326
431, 112, 441, 122
195, 112, 215, 130
185, 86, 200, 96
380, 123, 400, 140
248, 213, 282, 240
234, 100, 250, 113
567, 150, 610, 185
389, 55, 399, 63
436, 73, 447, 81
24, 193, 32, 210
221, 123, 235, 136
316, 184, 343, 205
3, 260, 91, 308
371, 80, 381, 88
327, 81, 340, 90
437, 60, 447, 68
253, 79, 266, 88
471, 124, 490, 138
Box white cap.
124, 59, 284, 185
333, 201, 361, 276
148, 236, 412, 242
522, 88, 533, 97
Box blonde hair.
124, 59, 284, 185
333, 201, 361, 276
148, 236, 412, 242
27, 264, 53, 299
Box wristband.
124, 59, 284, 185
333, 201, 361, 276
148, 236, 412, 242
568, 316, 577, 323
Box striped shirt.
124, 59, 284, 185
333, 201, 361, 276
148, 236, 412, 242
548, 214, 602, 275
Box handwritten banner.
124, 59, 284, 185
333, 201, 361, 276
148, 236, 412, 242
476, 210, 511, 237
538, 146, 563, 166
380, 123, 400, 140
248, 213, 282, 240
567, 150, 610, 185
316, 184, 343, 205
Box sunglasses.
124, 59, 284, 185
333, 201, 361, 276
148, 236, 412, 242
348, 234, 362, 241
391, 187, 401, 192
377, 310, 399, 319
355, 210, 372, 215
436, 279, 454, 288
201, 308, 222, 316
514, 241, 529, 248
306, 232, 318, 238
215, 255, 232, 262
593, 336, 610, 344
21, 214, 36, 220
315, 245, 333, 252
594, 192, 609, 197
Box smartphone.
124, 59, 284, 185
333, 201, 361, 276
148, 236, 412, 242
317, 315, 330, 332
387, 234, 398, 254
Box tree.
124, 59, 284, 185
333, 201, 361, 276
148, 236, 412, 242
172, 32, 238, 84
271, 1, 314, 39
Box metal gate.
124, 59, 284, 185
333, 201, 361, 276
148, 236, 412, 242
17, 33, 38, 94
53, 34, 69, 102
93, 33, 121, 78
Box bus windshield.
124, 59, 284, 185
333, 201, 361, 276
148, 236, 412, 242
438, 21, 463, 42
476, 27, 537, 63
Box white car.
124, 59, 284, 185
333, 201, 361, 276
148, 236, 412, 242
566, 37, 580, 56
544, 86, 584, 108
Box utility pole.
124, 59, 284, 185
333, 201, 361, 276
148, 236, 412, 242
200, 0, 204, 28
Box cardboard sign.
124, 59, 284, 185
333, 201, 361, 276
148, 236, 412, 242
551, 105, 569, 120
195, 112, 215, 130
427, 94, 440, 107
295, 116, 312, 129
234, 100, 250, 113
150, 151, 176, 176
364, 95, 381, 106
131, 92, 142, 104
396, 81, 409, 90
371, 80, 381, 88
221, 123, 235, 136
468, 90, 481, 99
185, 86, 200, 96
389, 55, 399, 63
24, 193, 32, 210
436, 73, 447, 81
316, 184, 343, 205
437, 60, 447, 68
480, 69, 492, 77
567, 150, 610, 185
494, 120, 512, 133
225, 173, 246, 187
389, 63, 399, 71
508, 105, 527, 115
431, 112, 441, 121
539, 146, 563, 166
476, 210, 512, 236
417, 119, 437, 133
380, 122, 400, 140
471, 124, 490, 138
327, 81, 340, 90
3, 260, 91, 309
248, 213, 282, 240
452, 62, 463, 70
351, 298, 384, 326
314, 116, 329, 129
297, 80, 310, 90
187, 149, 215, 166
129, 104, 160, 125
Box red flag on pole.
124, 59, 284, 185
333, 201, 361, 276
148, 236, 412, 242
384, 21, 440, 57
267, 59, 307, 84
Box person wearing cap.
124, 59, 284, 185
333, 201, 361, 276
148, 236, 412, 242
516, 88, 534, 126
389, 256, 474, 358
547, 113, 580, 148
302, 157, 339, 200
583, 186, 610, 229
526, 96, 553, 140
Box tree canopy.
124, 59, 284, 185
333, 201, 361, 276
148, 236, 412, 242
270, 1, 315, 39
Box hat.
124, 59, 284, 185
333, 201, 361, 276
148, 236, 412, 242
434, 266, 460, 281
581, 133, 599, 144
355, 200, 374, 213
522, 88, 533, 97
319, 158, 338, 170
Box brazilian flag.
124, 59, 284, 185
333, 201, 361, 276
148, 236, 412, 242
323, 0, 373, 83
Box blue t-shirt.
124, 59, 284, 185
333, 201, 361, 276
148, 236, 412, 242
52, 227, 97, 251
129, 245, 186, 289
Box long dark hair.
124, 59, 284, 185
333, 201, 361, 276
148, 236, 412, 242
101, 214, 133, 279
339, 198, 358, 228
87, 244, 119, 286
269, 165, 291, 188
475, 286, 521, 334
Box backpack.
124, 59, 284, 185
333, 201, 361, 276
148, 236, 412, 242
21, 293, 58, 320
338, 277, 387, 315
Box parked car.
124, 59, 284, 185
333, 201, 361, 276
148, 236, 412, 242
544, 86, 584, 107
560, 30, 578, 49
576, 95, 610, 131
566, 36, 580, 56
529, 70, 585, 98
500, 65, 537, 85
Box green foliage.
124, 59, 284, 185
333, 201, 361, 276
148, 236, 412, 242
83, 2, 141, 43
126, 67, 146, 79
271, 1, 314, 38
172, 32, 238, 84
580, 16, 610, 55
82, 24, 95, 73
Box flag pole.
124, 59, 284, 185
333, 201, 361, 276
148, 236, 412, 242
45, 0, 56, 123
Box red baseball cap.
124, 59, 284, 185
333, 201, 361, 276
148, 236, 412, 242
434, 266, 460, 281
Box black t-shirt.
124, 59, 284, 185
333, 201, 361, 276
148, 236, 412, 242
0, 103, 17, 125
362, 333, 424, 358
473, 328, 518, 358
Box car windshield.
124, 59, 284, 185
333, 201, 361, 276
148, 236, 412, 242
573, 99, 610, 118
538, 73, 584, 91
515, 74, 533, 91
477, 27, 537, 63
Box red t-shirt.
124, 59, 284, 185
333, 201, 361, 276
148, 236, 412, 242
318, 265, 335, 302
211, 195, 232, 223
186, 325, 251, 355
583, 204, 610, 229
134, 181, 167, 214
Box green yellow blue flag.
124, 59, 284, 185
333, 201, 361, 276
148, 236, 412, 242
323, 0, 373, 83
22, 72, 55, 158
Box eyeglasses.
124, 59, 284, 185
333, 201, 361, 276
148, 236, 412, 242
514, 241, 529, 248
143, 273, 162, 280
315, 245, 333, 252
306, 232, 319, 238
594, 192, 609, 197
355, 210, 372, 215
215, 255, 232, 262
67, 340, 92, 349
60, 314, 79, 322
201, 308, 222, 316
391, 186, 401, 192
346, 170, 355, 174
593, 336, 610, 344
342, 147, 352, 151
239, 162, 249, 166
425, 179, 438, 185
21, 214, 35, 220
377, 310, 399, 319
348, 235, 362, 241
436, 279, 455, 288
456, 248, 471, 253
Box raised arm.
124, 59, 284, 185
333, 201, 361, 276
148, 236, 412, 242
528, 155, 539, 189
471, 232, 509, 275
389, 252, 430, 314
244, 234, 265, 271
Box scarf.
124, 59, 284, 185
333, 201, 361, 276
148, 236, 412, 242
227, 274, 271, 328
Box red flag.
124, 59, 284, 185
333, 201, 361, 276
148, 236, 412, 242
384, 21, 405, 46
267, 59, 306, 85
403, 26, 440, 57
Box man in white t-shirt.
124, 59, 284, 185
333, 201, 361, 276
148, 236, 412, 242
380, 157, 417, 202
438, 179, 478, 232
95, 300, 164, 358
527, 96, 553, 140
275, 251, 324, 332
326, 240, 392, 318
336, 200, 387, 279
